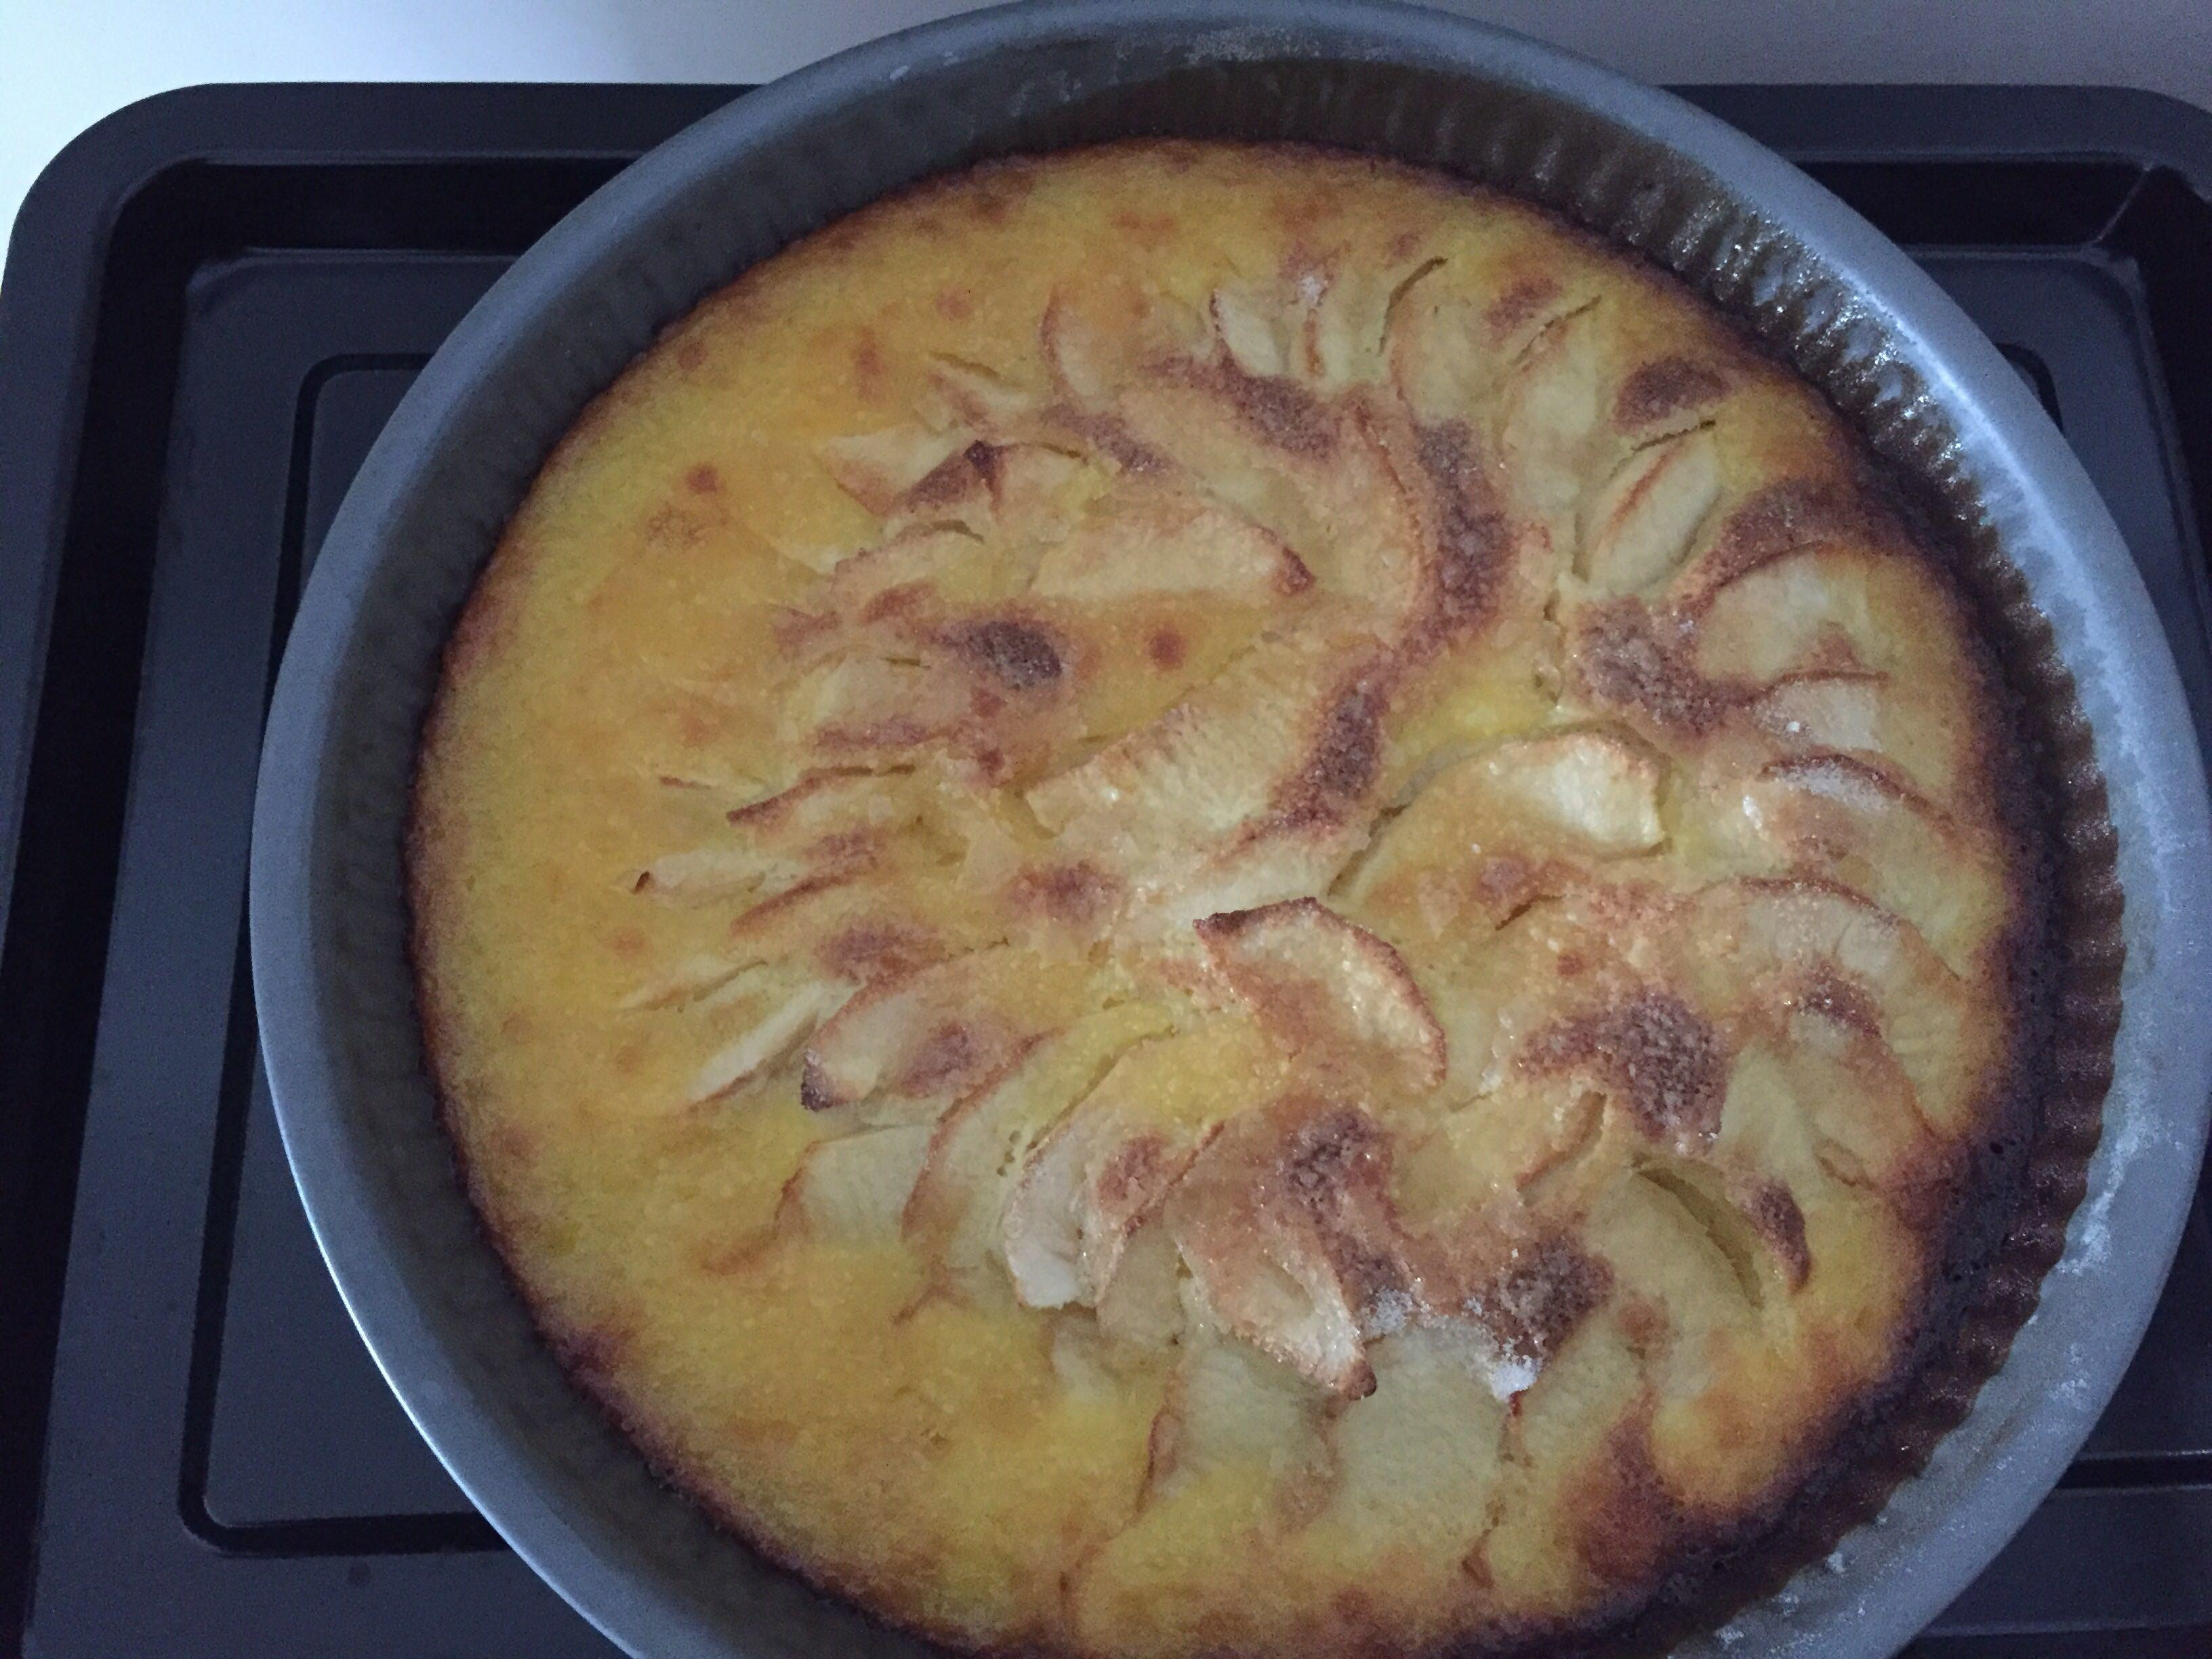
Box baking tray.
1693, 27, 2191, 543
3, 73, 2210, 1659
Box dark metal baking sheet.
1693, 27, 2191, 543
5, 71, 2211, 1659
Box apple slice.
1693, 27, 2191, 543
1687, 878, 1988, 1135
1024, 621, 1393, 927
819, 424, 969, 516
779, 1123, 933, 1243
684, 975, 850, 1107
1387, 288, 1494, 425
632, 770, 921, 909
1737, 754, 2003, 973
798, 943, 1094, 1123
1141, 1329, 1333, 1504
883, 441, 1090, 544
1496, 300, 1607, 515
1194, 898, 1446, 1091
1029, 491, 1311, 604
1167, 1097, 1408, 1397
902, 1002, 1176, 1290
1317, 1325, 1509, 1538
1208, 281, 1294, 380
1338, 728, 1663, 943
1002, 1018, 1281, 1310
1578, 427, 1721, 595
920, 355, 1040, 434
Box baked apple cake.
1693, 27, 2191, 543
411, 142, 2048, 1656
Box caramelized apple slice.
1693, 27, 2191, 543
785, 612, 1078, 783
1317, 1325, 1509, 1538
1112, 369, 1427, 621
920, 355, 1040, 433
1340, 729, 1663, 942
1002, 1018, 1281, 1310
1307, 258, 1445, 390
884, 441, 1090, 543
1208, 281, 1294, 380
1029, 492, 1311, 603
903, 1003, 1177, 1291
807, 526, 1002, 621
1386, 288, 1493, 424
1094, 1219, 1187, 1347
1689, 541, 1952, 688
1142, 1330, 1334, 1505
1734, 755, 2003, 972
1194, 899, 1446, 1091
1685, 878, 1987, 1134
1496, 300, 1606, 514
1024, 622, 1393, 928
1167, 1098, 1408, 1397
632, 771, 921, 907
1040, 284, 1208, 406
819, 424, 968, 515
798, 944, 1094, 1122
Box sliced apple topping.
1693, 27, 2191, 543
1002, 1018, 1282, 1311
1141, 1329, 1334, 1507
1025, 623, 1394, 928
1395, 1081, 1612, 1223
1577, 427, 1721, 595
784, 654, 974, 757
633, 771, 922, 909
1318, 1324, 1508, 1538
1093, 1219, 1187, 1347
819, 424, 970, 516
808, 525, 1001, 621
779, 1122, 933, 1244
1208, 280, 1295, 380
903, 1002, 1179, 1294
1685, 879, 1988, 1135
1731, 755, 2001, 972
1496, 300, 1606, 515
1748, 672, 1882, 753
1414, 1233, 1614, 1403
1111, 369, 1428, 624
1167, 1098, 1410, 1397
1687, 542, 1951, 689
883, 441, 1091, 544
798, 943, 1095, 1123
686, 974, 850, 1107
1764, 1012, 1943, 1193
1340, 729, 1664, 943
630, 846, 780, 906
919, 354, 1041, 434
618, 952, 755, 1013
783, 611, 1079, 783
1518, 987, 1729, 1157
1029, 491, 1311, 603
1040, 284, 1208, 407
1195, 899, 1446, 1092
563, 202, 2032, 1513
1583, 1159, 1763, 1355
1204, 259, 1439, 394
1386, 288, 1492, 426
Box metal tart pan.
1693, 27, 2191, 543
249, 3, 2212, 1654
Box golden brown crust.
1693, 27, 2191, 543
407, 139, 2088, 1659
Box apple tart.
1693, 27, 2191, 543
411, 141, 2049, 1657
